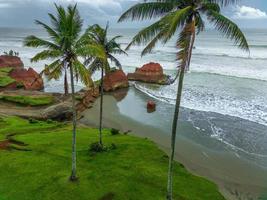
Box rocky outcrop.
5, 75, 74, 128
76, 87, 99, 112
41, 101, 73, 121
0, 56, 24, 68
127, 62, 168, 84
0, 55, 44, 91
10, 67, 44, 90
147, 100, 156, 113
103, 70, 129, 92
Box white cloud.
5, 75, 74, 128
233, 5, 267, 19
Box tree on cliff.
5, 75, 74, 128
24, 4, 105, 181
119, 0, 249, 199
84, 23, 127, 148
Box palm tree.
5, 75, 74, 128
24, 4, 104, 181
85, 23, 127, 148
118, 0, 249, 199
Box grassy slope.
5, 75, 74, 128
0, 67, 16, 87
0, 95, 54, 106
0, 116, 225, 200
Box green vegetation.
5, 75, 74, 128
3, 50, 19, 56
0, 67, 15, 87
0, 94, 54, 106
0, 116, 225, 200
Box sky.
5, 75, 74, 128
0, 0, 266, 29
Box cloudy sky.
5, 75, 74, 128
0, 0, 266, 29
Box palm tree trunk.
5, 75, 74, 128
166, 66, 185, 200
166, 19, 196, 200
99, 67, 104, 147
64, 67, 69, 95
69, 61, 78, 181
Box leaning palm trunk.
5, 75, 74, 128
166, 20, 196, 200
99, 67, 104, 147
69, 61, 78, 181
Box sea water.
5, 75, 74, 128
1, 27, 267, 166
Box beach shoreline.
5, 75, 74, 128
80, 87, 267, 200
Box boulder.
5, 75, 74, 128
147, 100, 156, 113
0, 55, 23, 68
127, 62, 168, 84
42, 101, 73, 120
10, 67, 44, 90
103, 70, 129, 92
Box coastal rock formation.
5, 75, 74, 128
127, 62, 168, 84
147, 100, 156, 113
10, 67, 44, 90
76, 87, 99, 112
103, 70, 129, 92
0, 55, 24, 68
0, 55, 44, 91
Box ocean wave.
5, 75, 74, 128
133, 83, 267, 127
134, 82, 267, 157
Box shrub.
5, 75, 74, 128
28, 118, 38, 124
89, 142, 106, 153
111, 128, 120, 136
46, 119, 53, 124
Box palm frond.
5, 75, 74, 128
162, 6, 192, 43
200, 2, 220, 13
24, 35, 59, 49
108, 54, 122, 69
176, 20, 195, 71
73, 59, 93, 87
31, 50, 62, 62
118, 2, 177, 22
35, 20, 59, 41
43, 59, 63, 80
76, 44, 106, 59
125, 16, 166, 50
88, 58, 102, 74
206, 0, 240, 6
207, 11, 249, 51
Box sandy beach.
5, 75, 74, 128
80, 87, 267, 200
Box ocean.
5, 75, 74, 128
1, 27, 267, 166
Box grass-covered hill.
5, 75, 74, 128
0, 116, 225, 200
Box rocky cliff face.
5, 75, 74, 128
0, 56, 44, 91
103, 70, 129, 92
127, 62, 168, 84
10, 67, 44, 90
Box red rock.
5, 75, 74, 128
103, 70, 129, 92
0, 55, 24, 68
10, 67, 44, 90
147, 100, 156, 113
127, 62, 167, 84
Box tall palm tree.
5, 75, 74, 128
85, 23, 127, 148
24, 4, 104, 181
119, 0, 249, 199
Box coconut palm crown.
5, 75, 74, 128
24, 4, 104, 94
85, 23, 127, 74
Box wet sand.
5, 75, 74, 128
80, 88, 267, 200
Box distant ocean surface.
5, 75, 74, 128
1, 27, 267, 128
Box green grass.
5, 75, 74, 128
0, 116, 226, 200
0, 95, 54, 106
0, 67, 15, 87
